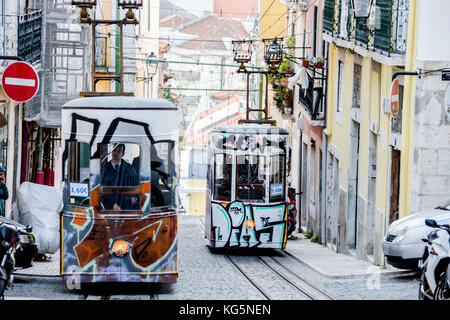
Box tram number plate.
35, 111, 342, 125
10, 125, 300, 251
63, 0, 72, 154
270, 184, 284, 196
69, 182, 89, 198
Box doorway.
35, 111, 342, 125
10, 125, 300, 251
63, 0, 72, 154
346, 120, 360, 254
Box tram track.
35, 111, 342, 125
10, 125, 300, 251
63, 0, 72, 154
198, 217, 333, 300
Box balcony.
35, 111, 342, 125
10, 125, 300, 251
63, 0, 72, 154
323, 0, 409, 57
18, 10, 42, 64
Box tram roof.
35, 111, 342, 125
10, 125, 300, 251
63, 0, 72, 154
62, 96, 178, 110
212, 124, 288, 135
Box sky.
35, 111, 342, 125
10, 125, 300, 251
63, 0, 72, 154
166, 0, 214, 17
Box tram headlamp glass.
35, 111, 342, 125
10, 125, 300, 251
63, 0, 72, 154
245, 220, 255, 230
111, 239, 129, 257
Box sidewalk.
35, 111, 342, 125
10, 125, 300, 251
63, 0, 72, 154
14, 251, 60, 277
284, 231, 416, 279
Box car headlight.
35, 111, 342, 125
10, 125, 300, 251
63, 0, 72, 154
19, 234, 35, 243
394, 226, 409, 243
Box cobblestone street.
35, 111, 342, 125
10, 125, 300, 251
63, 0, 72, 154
5, 215, 419, 300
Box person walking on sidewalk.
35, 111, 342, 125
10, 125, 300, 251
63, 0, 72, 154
0, 166, 8, 217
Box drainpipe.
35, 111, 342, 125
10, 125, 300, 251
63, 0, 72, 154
35, 126, 44, 184
297, 122, 303, 232
320, 42, 330, 245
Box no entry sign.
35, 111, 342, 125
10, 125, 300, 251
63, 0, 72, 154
390, 78, 400, 119
1, 61, 39, 103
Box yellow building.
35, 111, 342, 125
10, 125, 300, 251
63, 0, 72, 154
322, 0, 411, 264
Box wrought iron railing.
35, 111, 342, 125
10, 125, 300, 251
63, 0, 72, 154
18, 10, 42, 64
323, 0, 409, 55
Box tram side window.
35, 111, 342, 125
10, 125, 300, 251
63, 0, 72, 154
214, 153, 232, 201
66, 141, 90, 207
99, 143, 141, 211
151, 141, 174, 209
269, 154, 286, 202
236, 155, 266, 202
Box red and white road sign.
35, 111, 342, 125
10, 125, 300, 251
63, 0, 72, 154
1, 61, 39, 103
390, 78, 400, 119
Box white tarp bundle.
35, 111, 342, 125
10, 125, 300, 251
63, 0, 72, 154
17, 182, 62, 254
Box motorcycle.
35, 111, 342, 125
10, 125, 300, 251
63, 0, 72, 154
0, 217, 37, 299
287, 188, 297, 240
419, 218, 450, 300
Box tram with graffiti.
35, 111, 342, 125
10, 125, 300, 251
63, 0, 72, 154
60, 96, 178, 285
205, 124, 289, 249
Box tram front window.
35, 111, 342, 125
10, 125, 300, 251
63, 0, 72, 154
151, 141, 174, 209
66, 141, 90, 207
214, 153, 232, 201
99, 143, 141, 211
236, 155, 266, 202
269, 154, 286, 202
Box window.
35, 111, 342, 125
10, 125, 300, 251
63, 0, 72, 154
269, 154, 286, 202
151, 141, 174, 209
236, 155, 266, 202
99, 143, 141, 212
214, 153, 232, 201
66, 141, 90, 207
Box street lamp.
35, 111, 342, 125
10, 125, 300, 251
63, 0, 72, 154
118, 0, 143, 24
351, 0, 374, 24
71, 0, 97, 23
263, 38, 283, 73
232, 40, 253, 73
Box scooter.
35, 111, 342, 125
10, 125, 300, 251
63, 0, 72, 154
0, 220, 20, 299
287, 189, 297, 240
418, 219, 450, 300
0, 217, 36, 299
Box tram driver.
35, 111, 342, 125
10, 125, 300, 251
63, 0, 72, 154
100, 143, 140, 211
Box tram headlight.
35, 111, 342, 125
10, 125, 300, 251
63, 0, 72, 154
111, 239, 130, 257
245, 220, 255, 230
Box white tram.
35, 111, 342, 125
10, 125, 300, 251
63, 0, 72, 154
60, 96, 179, 284
205, 124, 289, 249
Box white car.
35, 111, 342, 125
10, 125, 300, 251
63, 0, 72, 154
382, 200, 450, 269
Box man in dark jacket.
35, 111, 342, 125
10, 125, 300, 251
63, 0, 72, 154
100, 144, 139, 210
0, 166, 8, 217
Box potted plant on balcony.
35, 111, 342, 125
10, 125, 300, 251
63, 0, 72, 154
315, 57, 325, 68
302, 57, 310, 67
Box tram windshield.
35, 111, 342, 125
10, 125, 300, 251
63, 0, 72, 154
236, 155, 266, 203
99, 143, 141, 211
150, 141, 174, 208
211, 151, 286, 204
269, 154, 285, 202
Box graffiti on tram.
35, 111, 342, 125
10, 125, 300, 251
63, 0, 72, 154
210, 201, 287, 248
213, 133, 287, 154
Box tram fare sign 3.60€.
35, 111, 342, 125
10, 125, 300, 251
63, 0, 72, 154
1, 61, 39, 103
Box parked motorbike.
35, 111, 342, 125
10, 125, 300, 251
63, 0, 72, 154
0, 217, 37, 299
418, 219, 450, 300
287, 188, 297, 240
